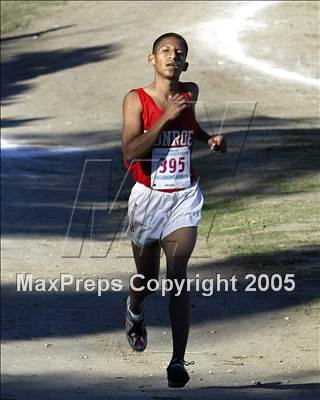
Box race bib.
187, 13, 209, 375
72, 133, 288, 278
151, 146, 191, 189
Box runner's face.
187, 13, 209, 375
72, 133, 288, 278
153, 37, 187, 78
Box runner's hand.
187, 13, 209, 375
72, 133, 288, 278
208, 135, 227, 153
163, 94, 187, 121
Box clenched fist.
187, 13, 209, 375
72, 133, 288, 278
208, 135, 227, 153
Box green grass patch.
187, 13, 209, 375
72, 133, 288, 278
262, 173, 320, 194
196, 125, 319, 259
1, 0, 64, 34
199, 194, 319, 258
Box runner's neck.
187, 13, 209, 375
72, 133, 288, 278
151, 79, 180, 101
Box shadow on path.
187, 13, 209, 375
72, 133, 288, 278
1, 120, 319, 238
2, 372, 319, 400
1, 246, 319, 340
1, 43, 120, 103
1, 25, 76, 43
1, 117, 49, 129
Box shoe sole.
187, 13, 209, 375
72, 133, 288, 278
125, 306, 147, 352
167, 368, 190, 388
168, 378, 189, 388
126, 334, 147, 352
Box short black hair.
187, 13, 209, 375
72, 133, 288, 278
152, 32, 188, 56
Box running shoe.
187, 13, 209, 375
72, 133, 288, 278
125, 297, 147, 352
166, 358, 195, 388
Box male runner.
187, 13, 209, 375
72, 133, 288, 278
121, 32, 226, 388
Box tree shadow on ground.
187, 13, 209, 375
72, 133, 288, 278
1, 246, 318, 341
1, 120, 319, 399
193, 117, 319, 198
1, 139, 130, 238
1, 119, 319, 238
1, 372, 319, 400
1, 117, 50, 129
1, 117, 319, 340
0, 25, 76, 43
1, 43, 120, 104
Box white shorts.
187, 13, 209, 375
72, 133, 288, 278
126, 181, 204, 247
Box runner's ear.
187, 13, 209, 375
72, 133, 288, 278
183, 62, 189, 71
148, 53, 156, 67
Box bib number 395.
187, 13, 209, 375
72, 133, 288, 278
151, 146, 191, 189
158, 156, 185, 173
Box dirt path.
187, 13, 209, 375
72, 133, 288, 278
1, 1, 319, 399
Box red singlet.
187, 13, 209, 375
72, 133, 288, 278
124, 82, 199, 192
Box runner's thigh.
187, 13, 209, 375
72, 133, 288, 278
161, 227, 197, 277
132, 241, 161, 279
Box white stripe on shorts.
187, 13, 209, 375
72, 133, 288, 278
126, 181, 204, 247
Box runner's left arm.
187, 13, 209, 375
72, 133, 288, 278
188, 82, 227, 153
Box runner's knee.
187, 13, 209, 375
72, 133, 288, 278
166, 261, 188, 281
131, 274, 159, 296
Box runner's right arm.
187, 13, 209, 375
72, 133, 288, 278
122, 91, 187, 162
